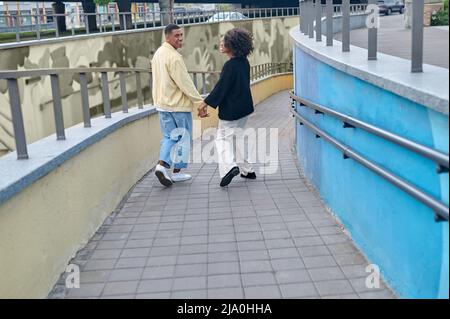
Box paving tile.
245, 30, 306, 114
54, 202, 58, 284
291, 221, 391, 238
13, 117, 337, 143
83, 259, 116, 271
349, 277, 388, 293
208, 274, 242, 289
269, 248, 300, 259
171, 290, 207, 299
242, 272, 277, 286
334, 253, 366, 266
174, 264, 207, 277
102, 281, 139, 296
239, 250, 270, 261
137, 279, 173, 294
109, 268, 143, 281
142, 266, 175, 280
172, 276, 207, 291
67, 283, 105, 298
136, 292, 171, 299
309, 267, 346, 282
240, 260, 273, 273
279, 282, 318, 298
303, 255, 337, 269
341, 265, 370, 279
271, 258, 306, 271
275, 269, 311, 284
244, 286, 282, 299
237, 241, 266, 251
208, 262, 240, 275
146, 255, 177, 267
298, 245, 331, 257
80, 270, 111, 284
120, 248, 150, 258
315, 280, 355, 297
209, 287, 244, 299
208, 251, 239, 263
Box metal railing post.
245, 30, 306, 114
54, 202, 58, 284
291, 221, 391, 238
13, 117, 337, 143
342, 0, 350, 52
143, 10, 147, 28
54, 14, 59, 38
119, 72, 128, 113
79, 73, 91, 127
85, 13, 90, 35
36, 14, 41, 40
192, 73, 198, 90
316, 0, 322, 42
309, 1, 315, 39
202, 73, 207, 95
101, 72, 111, 118
50, 74, 65, 140
368, 0, 378, 60
326, 0, 333, 46
98, 13, 102, 32
71, 13, 75, 36
136, 72, 144, 109
7, 78, 28, 159
14, 16, 20, 42
112, 13, 115, 32
300, 1, 304, 33
411, 0, 424, 73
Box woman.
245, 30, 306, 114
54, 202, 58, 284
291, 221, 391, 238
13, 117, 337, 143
198, 28, 256, 187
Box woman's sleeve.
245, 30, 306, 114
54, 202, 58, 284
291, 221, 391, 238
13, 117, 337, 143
204, 62, 234, 109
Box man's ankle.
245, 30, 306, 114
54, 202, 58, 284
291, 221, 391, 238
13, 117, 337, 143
159, 160, 170, 169
173, 168, 181, 174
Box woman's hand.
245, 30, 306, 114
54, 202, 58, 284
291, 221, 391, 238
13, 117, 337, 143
197, 102, 210, 118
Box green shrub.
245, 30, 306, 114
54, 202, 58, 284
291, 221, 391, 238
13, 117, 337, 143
431, 1, 449, 26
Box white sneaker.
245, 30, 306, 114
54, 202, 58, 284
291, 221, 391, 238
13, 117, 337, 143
171, 172, 192, 183
155, 164, 173, 187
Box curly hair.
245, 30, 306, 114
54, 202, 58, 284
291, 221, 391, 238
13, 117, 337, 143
223, 28, 254, 58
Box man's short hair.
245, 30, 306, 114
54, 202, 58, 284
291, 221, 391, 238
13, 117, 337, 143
165, 24, 181, 36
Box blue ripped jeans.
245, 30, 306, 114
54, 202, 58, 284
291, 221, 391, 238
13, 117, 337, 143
158, 111, 192, 170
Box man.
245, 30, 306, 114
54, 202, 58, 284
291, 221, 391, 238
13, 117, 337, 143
152, 24, 204, 187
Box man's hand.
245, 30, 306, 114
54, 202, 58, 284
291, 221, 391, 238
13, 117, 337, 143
197, 102, 209, 118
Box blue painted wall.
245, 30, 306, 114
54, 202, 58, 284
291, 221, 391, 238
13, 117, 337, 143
293, 44, 449, 299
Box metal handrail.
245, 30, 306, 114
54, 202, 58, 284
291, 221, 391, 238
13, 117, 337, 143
290, 107, 449, 222
290, 92, 450, 171
250, 62, 293, 82
0, 66, 216, 160
0, 7, 300, 45
0, 67, 218, 79
0, 63, 290, 160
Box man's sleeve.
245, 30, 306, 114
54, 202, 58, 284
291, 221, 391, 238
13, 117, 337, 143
204, 62, 234, 109
168, 56, 204, 106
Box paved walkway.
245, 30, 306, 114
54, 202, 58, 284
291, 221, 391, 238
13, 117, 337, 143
48, 91, 396, 299
335, 14, 449, 69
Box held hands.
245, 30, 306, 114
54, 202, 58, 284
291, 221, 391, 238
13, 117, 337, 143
197, 102, 210, 118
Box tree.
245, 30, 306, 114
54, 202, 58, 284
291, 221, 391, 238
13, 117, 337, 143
94, 0, 111, 5
94, 0, 111, 14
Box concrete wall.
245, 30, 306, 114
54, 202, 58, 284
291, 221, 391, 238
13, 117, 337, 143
0, 108, 162, 298
0, 73, 293, 298
292, 28, 449, 298
0, 16, 298, 153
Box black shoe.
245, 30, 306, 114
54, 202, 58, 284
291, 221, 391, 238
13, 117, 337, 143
241, 172, 257, 179
220, 167, 240, 187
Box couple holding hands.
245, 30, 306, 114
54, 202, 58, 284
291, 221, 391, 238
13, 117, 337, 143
152, 24, 256, 188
